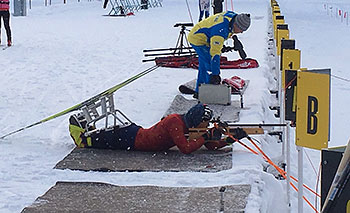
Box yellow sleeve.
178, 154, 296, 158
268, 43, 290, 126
209, 35, 225, 58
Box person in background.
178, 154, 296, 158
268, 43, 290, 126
69, 103, 247, 154
213, 0, 223, 14
187, 11, 251, 98
0, 0, 12, 46
199, 0, 210, 22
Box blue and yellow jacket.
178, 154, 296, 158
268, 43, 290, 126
188, 11, 238, 74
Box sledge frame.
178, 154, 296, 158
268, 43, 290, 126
77, 94, 133, 134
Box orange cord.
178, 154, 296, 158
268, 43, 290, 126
246, 136, 319, 212
217, 125, 319, 212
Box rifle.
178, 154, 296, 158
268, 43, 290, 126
187, 121, 265, 141
221, 35, 247, 60
186, 119, 288, 141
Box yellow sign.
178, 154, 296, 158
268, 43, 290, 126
274, 19, 284, 39
276, 29, 289, 55
347, 200, 350, 213
296, 69, 330, 150
282, 49, 301, 89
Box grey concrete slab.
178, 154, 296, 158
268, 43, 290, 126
22, 181, 251, 213
164, 95, 240, 122
54, 147, 232, 172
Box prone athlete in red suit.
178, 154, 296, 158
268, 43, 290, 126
69, 103, 246, 154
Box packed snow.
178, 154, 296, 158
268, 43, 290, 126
0, 0, 349, 212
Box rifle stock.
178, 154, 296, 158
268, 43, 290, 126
187, 127, 264, 140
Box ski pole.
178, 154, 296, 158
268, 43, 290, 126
0, 65, 160, 139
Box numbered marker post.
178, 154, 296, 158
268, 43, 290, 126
296, 69, 330, 150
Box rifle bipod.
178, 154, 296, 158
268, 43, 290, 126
142, 22, 196, 62
73, 94, 133, 136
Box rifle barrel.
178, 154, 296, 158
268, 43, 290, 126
144, 51, 196, 57
143, 47, 193, 52
226, 123, 287, 127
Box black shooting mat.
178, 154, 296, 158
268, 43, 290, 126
22, 181, 251, 213
54, 147, 232, 172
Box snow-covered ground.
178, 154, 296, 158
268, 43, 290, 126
0, 0, 349, 212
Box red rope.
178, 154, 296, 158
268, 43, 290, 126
284, 75, 297, 91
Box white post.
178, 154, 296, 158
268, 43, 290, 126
281, 79, 286, 163
297, 145, 304, 213
278, 48, 286, 164
286, 123, 291, 211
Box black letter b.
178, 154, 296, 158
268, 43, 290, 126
307, 96, 318, 134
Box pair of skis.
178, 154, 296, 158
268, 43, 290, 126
1, 45, 11, 50
0, 65, 160, 139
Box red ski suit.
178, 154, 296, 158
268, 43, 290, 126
134, 114, 225, 154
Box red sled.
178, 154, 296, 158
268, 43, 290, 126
155, 55, 259, 69
155, 56, 195, 68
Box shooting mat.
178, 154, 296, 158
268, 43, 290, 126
22, 181, 251, 213
54, 147, 232, 172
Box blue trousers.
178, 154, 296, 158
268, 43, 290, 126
85, 123, 141, 150
191, 45, 212, 92
199, 10, 209, 22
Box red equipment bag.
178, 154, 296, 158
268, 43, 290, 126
222, 76, 246, 93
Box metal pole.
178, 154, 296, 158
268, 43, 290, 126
286, 123, 291, 211
219, 186, 226, 212
297, 145, 304, 213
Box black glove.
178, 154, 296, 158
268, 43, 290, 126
232, 127, 247, 140
232, 35, 243, 51
202, 105, 213, 121
209, 75, 221, 85
202, 127, 223, 141
232, 35, 247, 59
225, 136, 236, 144
221, 45, 233, 53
